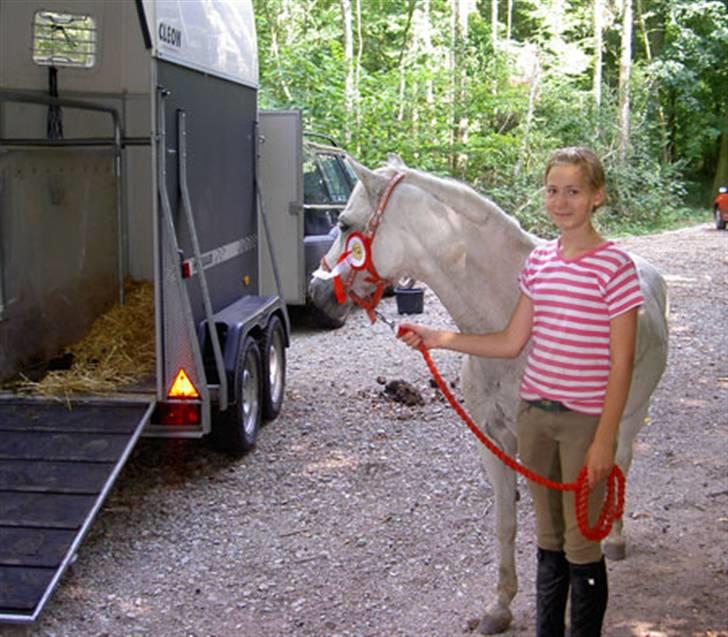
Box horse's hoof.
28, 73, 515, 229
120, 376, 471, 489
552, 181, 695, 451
603, 538, 626, 561
476, 606, 512, 634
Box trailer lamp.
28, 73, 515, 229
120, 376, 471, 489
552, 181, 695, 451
156, 401, 201, 426
168, 368, 200, 399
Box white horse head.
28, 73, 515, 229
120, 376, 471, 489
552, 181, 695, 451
309, 158, 423, 323
310, 155, 536, 330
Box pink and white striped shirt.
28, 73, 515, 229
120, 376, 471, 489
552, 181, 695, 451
518, 239, 644, 415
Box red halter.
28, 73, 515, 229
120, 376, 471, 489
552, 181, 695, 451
320, 172, 406, 322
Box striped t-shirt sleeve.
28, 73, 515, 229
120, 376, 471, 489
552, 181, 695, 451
604, 258, 644, 318
518, 243, 545, 298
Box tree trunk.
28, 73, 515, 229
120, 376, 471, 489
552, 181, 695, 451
712, 116, 728, 202
635, 0, 651, 58
593, 0, 603, 113
449, 0, 476, 174
635, 0, 669, 164
618, 0, 633, 162
281, 0, 295, 46
506, 0, 513, 41
411, 0, 435, 153
262, 2, 293, 102
354, 0, 363, 152
491, 0, 498, 49
457, 1, 474, 175
415, 0, 434, 107
341, 0, 354, 143
514, 49, 541, 179
448, 0, 457, 172
397, 0, 416, 122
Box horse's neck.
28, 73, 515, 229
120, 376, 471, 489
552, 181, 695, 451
404, 170, 537, 333
422, 222, 534, 333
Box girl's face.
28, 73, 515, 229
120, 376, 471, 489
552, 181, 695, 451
544, 163, 605, 234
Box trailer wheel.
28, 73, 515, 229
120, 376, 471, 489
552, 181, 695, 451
262, 315, 286, 421
213, 336, 262, 455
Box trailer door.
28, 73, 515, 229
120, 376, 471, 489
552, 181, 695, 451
258, 110, 305, 304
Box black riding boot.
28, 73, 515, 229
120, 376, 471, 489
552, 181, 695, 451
536, 548, 570, 637
568, 557, 608, 637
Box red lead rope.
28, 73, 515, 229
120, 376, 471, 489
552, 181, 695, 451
409, 337, 625, 542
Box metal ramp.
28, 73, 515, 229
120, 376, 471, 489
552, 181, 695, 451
0, 398, 154, 623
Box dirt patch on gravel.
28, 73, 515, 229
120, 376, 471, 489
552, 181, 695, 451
3, 224, 726, 637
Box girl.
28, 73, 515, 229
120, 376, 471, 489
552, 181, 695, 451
398, 147, 643, 637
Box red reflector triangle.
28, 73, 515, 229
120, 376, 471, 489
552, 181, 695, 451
168, 368, 200, 399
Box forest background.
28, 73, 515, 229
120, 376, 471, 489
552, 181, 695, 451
253, 0, 727, 237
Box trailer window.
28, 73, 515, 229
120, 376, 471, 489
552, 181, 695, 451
32, 10, 97, 68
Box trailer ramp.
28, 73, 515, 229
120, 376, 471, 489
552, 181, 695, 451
0, 398, 154, 623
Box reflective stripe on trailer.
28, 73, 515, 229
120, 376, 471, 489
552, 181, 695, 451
181, 234, 258, 278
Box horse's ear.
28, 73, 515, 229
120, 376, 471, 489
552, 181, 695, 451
386, 153, 408, 170
349, 157, 389, 206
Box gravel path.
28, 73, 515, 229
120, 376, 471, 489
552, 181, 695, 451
3, 224, 726, 637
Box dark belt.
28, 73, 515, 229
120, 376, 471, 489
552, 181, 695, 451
527, 398, 572, 412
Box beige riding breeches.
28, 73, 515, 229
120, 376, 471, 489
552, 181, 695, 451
516, 400, 608, 565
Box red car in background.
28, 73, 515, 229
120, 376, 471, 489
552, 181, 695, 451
715, 186, 728, 230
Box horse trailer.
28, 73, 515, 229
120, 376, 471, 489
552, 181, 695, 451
0, 0, 291, 623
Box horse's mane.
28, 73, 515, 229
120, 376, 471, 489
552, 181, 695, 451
385, 156, 537, 249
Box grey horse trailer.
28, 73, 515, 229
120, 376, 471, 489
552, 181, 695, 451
0, 0, 290, 623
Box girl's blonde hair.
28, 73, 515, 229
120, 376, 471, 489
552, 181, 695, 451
544, 147, 606, 192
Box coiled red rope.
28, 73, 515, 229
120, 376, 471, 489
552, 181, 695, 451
412, 339, 625, 541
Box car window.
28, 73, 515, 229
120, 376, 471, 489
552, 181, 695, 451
341, 157, 358, 187
303, 152, 329, 205
317, 153, 351, 204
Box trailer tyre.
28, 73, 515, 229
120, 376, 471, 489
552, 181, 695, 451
213, 336, 262, 456
262, 315, 286, 421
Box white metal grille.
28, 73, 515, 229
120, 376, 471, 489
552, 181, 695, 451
32, 10, 97, 68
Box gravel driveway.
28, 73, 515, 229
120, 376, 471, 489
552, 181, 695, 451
3, 224, 726, 637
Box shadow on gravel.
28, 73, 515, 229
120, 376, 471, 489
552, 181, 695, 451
111, 437, 248, 496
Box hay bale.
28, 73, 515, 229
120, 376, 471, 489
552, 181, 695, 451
17, 280, 155, 398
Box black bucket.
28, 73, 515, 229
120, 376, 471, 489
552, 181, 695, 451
395, 287, 424, 314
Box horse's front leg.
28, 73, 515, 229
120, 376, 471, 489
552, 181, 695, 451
475, 437, 518, 635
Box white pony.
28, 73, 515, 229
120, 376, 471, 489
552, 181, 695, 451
309, 157, 668, 634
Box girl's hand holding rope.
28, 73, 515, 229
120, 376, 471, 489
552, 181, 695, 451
585, 439, 617, 489
398, 322, 441, 350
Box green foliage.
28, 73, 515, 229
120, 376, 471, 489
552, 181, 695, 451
643, 0, 728, 176
253, 0, 726, 236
